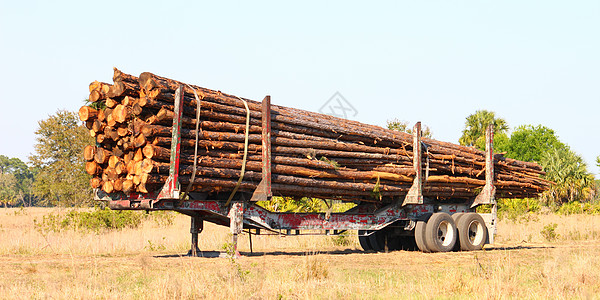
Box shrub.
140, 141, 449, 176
540, 223, 559, 241
34, 208, 176, 234
557, 201, 600, 215
497, 198, 540, 222
299, 254, 329, 280
330, 231, 352, 247
60, 208, 144, 232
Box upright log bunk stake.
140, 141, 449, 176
157, 85, 184, 200
470, 124, 497, 243
403, 122, 423, 206
471, 124, 496, 207
251, 95, 273, 201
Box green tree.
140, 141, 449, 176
596, 155, 599, 168
386, 118, 433, 138
0, 155, 36, 206
540, 146, 595, 205
0, 173, 18, 207
29, 110, 94, 206
505, 125, 566, 163
459, 110, 509, 150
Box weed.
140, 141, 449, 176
371, 176, 382, 201
221, 239, 250, 281
145, 238, 167, 251
319, 156, 340, 169
148, 211, 175, 227
13, 207, 27, 216
299, 253, 329, 280
330, 231, 351, 247
24, 264, 37, 274
541, 223, 559, 241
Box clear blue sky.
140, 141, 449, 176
1, 1, 598, 176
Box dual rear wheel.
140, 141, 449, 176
415, 212, 487, 253
359, 212, 487, 253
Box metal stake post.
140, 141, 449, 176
403, 122, 423, 205
251, 95, 272, 201
158, 85, 184, 200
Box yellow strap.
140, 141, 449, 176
181, 85, 202, 200
225, 97, 250, 206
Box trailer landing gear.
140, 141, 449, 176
187, 214, 203, 257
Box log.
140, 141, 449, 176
94, 148, 112, 164
83, 145, 96, 161
90, 177, 102, 189
81, 69, 550, 202
85, 161, 102, 175
78, 106, 98, 122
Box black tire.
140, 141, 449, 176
358, 230, 373, 251
425, 212, 457, 253
451, 213, 465, 252
383, 227, 402, 251
368, 230, 386, 252
397, 236, 418, 251
456, 213, 487, 251
414, 220, 430, 252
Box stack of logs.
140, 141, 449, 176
79, 68, 551, 203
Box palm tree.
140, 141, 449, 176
386, 118, 433, 138
541, 147, 594, 205
459, 110, 509, 148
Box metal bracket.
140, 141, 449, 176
403, 122, 423, 206
471, 125, 496, 207
158, 85, 184, 200
228, 201, 245, 257
251, 95, 273, 202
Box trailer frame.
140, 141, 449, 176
95, 86, 497, 255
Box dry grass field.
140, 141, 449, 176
1, 207, 600, 299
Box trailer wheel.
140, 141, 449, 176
414, 220, 430, 252
451, 213, 465, 252
457, 213, 487, 251
358, 230, 373, 251
397, 236, 418, 251
368, 230, 386, 251
425, 212, 457, 253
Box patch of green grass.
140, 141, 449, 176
541, 223, 559, 241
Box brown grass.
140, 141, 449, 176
1, 207, 600, 299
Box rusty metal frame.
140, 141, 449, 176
471, 125, 496, 207
251, 95, 272, 202
145, 198, 469, 231
157, 85, 185, 201
403, 122, 424, 206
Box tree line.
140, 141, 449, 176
0, 109, 598, 207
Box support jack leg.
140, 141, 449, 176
187, 214, 203, 257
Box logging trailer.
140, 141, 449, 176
95, 87, 497, 255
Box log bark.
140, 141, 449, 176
81, 69, 549, 201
